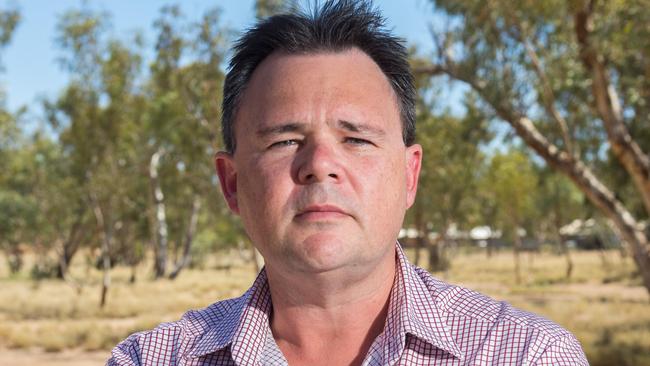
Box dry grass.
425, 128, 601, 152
427, 248, 650, 366
0, 247, 648, 366
0, 250, 257, 354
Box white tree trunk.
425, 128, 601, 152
149, 148, 168, 279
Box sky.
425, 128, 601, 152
1, 0, 443, 121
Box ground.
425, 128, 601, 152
0, 247, 648, 366
0, 348, 107, 366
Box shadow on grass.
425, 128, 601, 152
601, 269, 639, 284
587, 328, 650, 366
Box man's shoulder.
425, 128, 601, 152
413, 265, 573, 338
410, 265, 587, 364
106, 296, 244, 366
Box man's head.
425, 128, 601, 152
221, 0, 416, 154
216, 0, 421, 277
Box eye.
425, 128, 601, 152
269, 139, 299, 149
344, 137, 373, 146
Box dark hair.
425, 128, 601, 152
221, 0, 415, 153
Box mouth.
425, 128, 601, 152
295, 204, 350, 221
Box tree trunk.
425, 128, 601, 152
6, 245, 23, 274
56, 208, 86, 280
486, 239, 493, 258
428, 241, 438, 271
557, 233, 573, 279
553, 220, 573, 279
129, 263, 137, 284
574, 3, 650, 216
512, 229, 522, 285
564, 244, 573, 279
572, 3, 650, 291
149, 148, 168, 279
428, 223, 449, 272
169, 196, 201, 280
90, 192, 112, 308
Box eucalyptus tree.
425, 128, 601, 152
0, 7, 95, 280
0, 5, 22, 273
0, 130, 37, 274
0, 111, 28, 274
145, 5, 226, 279
406, 54, 491, 269
409, 109, 489, 270
421, 0, 650, 294
535, 166, 588, 278
47, 7, 144, 305
484, 150, 538, 284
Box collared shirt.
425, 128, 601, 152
107, 244, 588, 365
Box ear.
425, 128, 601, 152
404, 144, 422, 209
215, 151, 240, 214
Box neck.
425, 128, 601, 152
265, 250, 396, 366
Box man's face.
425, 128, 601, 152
216, 48, 421, 275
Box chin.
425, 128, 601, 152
291, 233, 357, 271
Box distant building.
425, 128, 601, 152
560, 218, 620, 250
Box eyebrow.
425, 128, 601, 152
255, 120, 386, 138
337, 120, 386, 136
256, 123, 305, 138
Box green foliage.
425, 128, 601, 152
0, 5, 19, 70
406, 54, 492, 234
31, 4, 242, 279
535, 166, 590, 237
412, 109, 489, 230
254, 0, 299, 18
2, 0, 636, 282
429, 0, 649, 220
0, 190, 36, 246
483, 149, 538, 234
0, 5, 23, 272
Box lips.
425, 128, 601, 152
295, 204, 350, 221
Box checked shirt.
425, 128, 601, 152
107, 244, 588, 365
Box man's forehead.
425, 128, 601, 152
247, 48, 395, 96
237, 49, 400, 122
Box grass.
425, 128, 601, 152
0, 247, 648, 365
0, 250, 257, 353
427, 248, 649, 366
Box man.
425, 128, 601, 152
108, 1, 588, 365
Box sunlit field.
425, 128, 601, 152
0, 247, 648, 366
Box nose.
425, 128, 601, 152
295, 141, 341, 184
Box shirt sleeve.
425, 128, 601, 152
106, 333, 143, 366
533, 335, 589, 366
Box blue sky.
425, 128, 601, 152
2, 0, 441, 119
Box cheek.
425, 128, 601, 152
353, 156, 406, 207
238, 158, 293, 216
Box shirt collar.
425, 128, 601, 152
188, 269, 272, 362
188, 243, 464, 362
381, 244, 464, 363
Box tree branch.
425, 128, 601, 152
523, 39, 574, 157
505, 16, 575, 158
412, 64, 447, 77
416, 61, 648, 262
573, 1, 650, 215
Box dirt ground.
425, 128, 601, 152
0, 348, 109, 366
